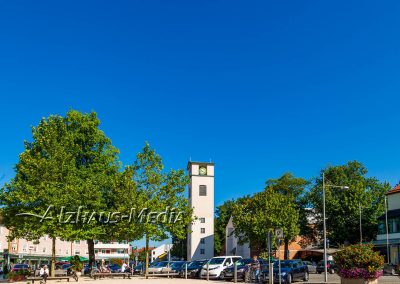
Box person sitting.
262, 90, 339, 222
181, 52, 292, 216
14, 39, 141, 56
39, 265, 49, 283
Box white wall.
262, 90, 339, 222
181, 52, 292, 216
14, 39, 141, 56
187, 162, 214, 261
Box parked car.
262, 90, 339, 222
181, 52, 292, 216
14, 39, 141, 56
200, 256, 242, 279
222, 258, 269, 282
303, 261, 317, 274
108, 264, 121, 273
133, 263, 144, 275
12, 263, 31, 273
148, 261, 169, 274
316, 260, 336, 274
161, 261, 186, 274
177, 259, 208, 278
261, 259, 309, 284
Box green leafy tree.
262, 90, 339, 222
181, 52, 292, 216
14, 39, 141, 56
170, 234, 187, 260
0, 110, 120, 275
307, 161, 390, 245
265, 173, 309, 258
214, 200, 236, 255
232, 188, 299, 258
133, 143, 193, 274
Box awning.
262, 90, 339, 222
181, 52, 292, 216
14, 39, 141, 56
372, 239, 400, 246
298, 248, 341, 254
58, 256, 89, 262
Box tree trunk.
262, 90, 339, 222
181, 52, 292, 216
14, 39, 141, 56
284, 238, 289, 260
145, 235, 149, 279
51, 237, 56, 277
87, 239, 95, 270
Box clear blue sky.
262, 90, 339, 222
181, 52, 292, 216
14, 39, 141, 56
1, 1, 400, 210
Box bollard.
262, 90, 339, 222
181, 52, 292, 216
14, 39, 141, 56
185, 262, 188, 279
206, 262, 209, 281
234, 262, 237, 283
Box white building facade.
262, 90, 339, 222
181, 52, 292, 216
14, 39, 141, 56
151, 244, 173, 262
94, 241, 130, 261
187, 162, 214, 261
225, 216, 250, 258
376, 184, 400, 265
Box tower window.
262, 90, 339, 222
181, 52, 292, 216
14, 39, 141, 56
199, 185, 207, 196
201, 228, 205, 234
200, 218, 205, 223
200, 249, 205, 255
200, 238, 205, 244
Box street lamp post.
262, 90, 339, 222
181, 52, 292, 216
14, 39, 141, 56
322, 172, 349, 283
359, 201, 362, 244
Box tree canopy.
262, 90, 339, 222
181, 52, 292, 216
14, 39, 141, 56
307, 161, 390, 245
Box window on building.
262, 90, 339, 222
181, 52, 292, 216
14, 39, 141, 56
199, 185, 207, 196
75, 251, 80, 255
42, 247, 46, 253
95, 250, 98, 254
200, 249, 205, 255
101, 250, 106, 254
200, 218, 205, 223
201, 228, 205, 234
200, 238, 205, 244
75, 240, 80, 244
66, 250, 69, 255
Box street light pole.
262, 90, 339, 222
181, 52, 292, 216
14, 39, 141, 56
385, 196, 390, 264
322, 172, 328, 283
322, 172, 349, 283
359, 201, 362, 244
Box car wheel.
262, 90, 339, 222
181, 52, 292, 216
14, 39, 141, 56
286, 273, 292, 284
303, 271, 309, 282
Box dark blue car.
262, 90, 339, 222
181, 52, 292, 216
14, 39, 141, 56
261, 260, 309, 284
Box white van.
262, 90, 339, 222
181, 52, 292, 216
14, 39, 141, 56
200, 256, 242, 279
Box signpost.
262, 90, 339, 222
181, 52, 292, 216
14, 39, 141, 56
275, 228, 284, 284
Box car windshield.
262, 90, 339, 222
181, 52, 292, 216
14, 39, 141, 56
170, 262, 185, 269
236, 259, 252, 266
209, 258, 225, 265
276, 261, 293, 268
156, 262, 169, 267
188, 260, 205, 268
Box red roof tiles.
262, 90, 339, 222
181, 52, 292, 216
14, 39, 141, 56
386, 184, 400, 195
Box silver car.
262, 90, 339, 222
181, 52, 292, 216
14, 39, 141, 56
303, 261, 317, 274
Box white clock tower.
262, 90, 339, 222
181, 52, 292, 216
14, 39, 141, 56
187, 161, 215, 261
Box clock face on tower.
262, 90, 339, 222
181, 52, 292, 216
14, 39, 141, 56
199, 166, 207, 176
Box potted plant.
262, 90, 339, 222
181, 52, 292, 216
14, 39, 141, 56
334, 244, 384, 284
70, 255, 84, 277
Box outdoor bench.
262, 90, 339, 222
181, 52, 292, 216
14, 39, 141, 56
26, 276, 75, 284
91, 272, 131, 280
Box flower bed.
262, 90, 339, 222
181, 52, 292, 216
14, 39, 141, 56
334, 244, 384, 281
